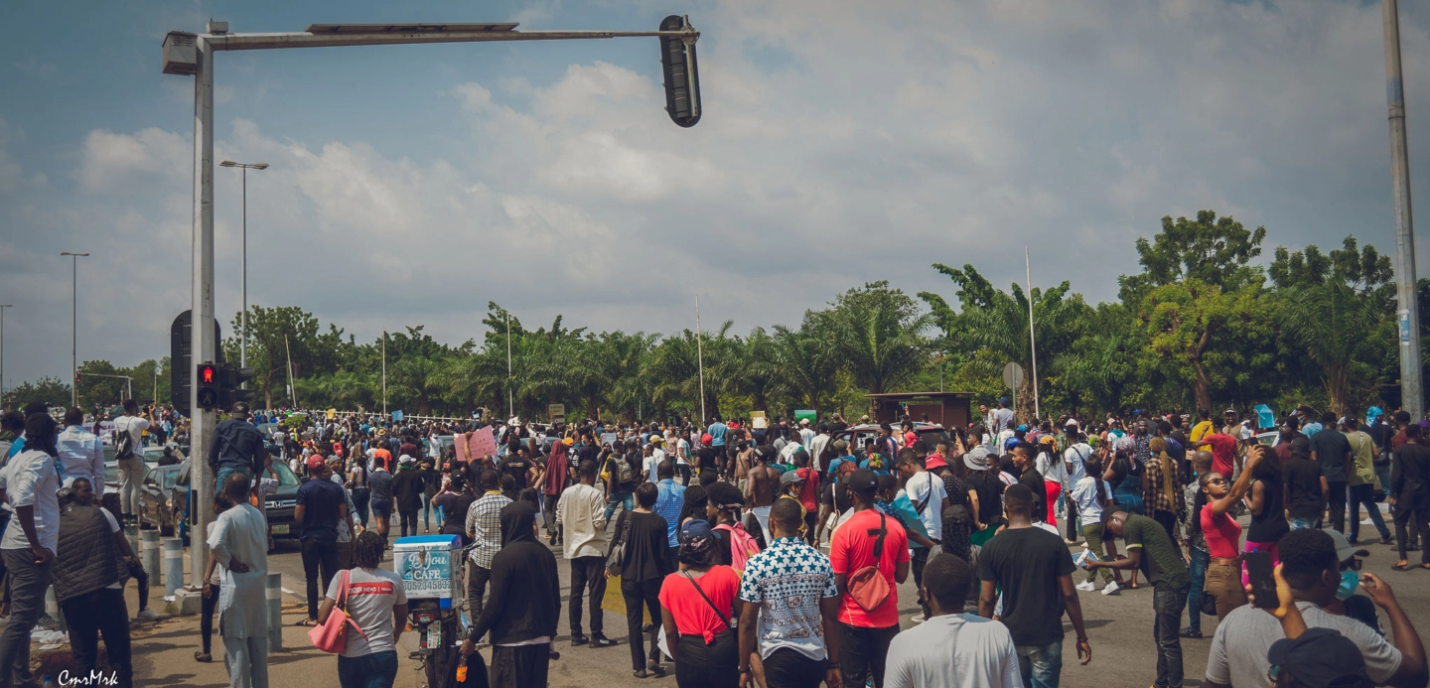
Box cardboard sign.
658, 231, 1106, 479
601, 432, 618, 448
469, 426, 498, 458
392, 410, 404, 421
548, 403, 565, 422
454, 431, 469, 463
751, 411, 767, 430
326, 409, 336, 420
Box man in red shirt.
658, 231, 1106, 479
1202, 427, 1239, 479
829, 469, 910, 688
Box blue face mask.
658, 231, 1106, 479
1336, 568, 1360, 601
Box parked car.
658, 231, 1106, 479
826, 423, 953, 459
262, 461, 302, 540
138, 463, 187, 536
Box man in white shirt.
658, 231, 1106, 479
112, 400, 152, 524
799, 419, 816, 450
0, 410, 61, 688
643, 441, 665, 484
884, 554, 1022, 688
667, 430, 691, 486
808, 425, 831, 467
896, 448, 948, 620
1061, 431, 1092, 544
555, 460, 617, 648
208, 473, 271, 688
57, 408, 104, 489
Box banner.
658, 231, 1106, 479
469, 426, 498, 459
794, 409, 816, 425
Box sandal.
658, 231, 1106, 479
1392, 562, 1412, 571
296, 618, 319, 627
193, 651, 212, 663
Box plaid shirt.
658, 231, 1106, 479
465, 491, 511, 569
1143, 457, 1184, 520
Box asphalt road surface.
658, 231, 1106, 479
261, 506, 1430, 688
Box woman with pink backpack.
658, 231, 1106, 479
705, 482, 760, 571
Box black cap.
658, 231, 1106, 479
230, 402, 251, 416
847, 468, 878, 496
1267, 628, 1372, 688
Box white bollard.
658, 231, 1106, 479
163, 538, 185, 598
141, 530, 161, 589
267, 573, 283, 652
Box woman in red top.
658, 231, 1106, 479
1192, 445, 1264, 619
658, 519, 741, 688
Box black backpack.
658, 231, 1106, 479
112, 425, 135, 461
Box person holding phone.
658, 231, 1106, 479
1189, 446, 1262, 622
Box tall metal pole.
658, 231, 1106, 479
1026, 248, 1040, 420
506, 313, 513, 419
0, 305, 10, 409
241, 165, 246, 375
188, 33, 216, 590
696, 293, 705, 424
381, 331, 387, 415
60, 253, 89, 407
1384, 0, 1423, 419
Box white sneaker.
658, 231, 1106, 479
1101, 581, 1120, 596
136, 609, 161, 621
1075, 581, 1096, 592
910, 613, 927, 624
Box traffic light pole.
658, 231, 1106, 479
168, 18, 700, 595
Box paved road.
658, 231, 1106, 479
246, 505, 1430, 688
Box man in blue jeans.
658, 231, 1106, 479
1182, 451, 1213, 639
1089, 510, 1191, 688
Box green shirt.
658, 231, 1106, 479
1122, 513, 1191, 590
1346, 430, 1377, 487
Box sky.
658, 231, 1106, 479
2, 0, 1429, 388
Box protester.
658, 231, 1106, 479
295, 455, 349, 626
979, 483, 1091, 686
465, 469, 512, 643
658, 519, 741, 688
887, 554, 1021, 688
1192, 445, 1261, 621
1343, 418, 1392, 545
391, 455, 424, 538
603, 441, 641, 521
556, 459, 616, 648
543, 438, 571, 545
56, 408, 103, 489
210, 402, 266, 496
1245, 441, 1290, 578
318, 531, 407, 688
434, 472, 475, 546
654, 461, 687, 565
208, 473, 271, 688
417, 457, 441, 534
896, 447, 946, 618
1309, 411, 1353, 534
461, 501, 561, 688
1070, 456, 1117, 594
615, 481, 673, 678
1205, 528, 1427, 688
746, 448, 778, 546
1391, 422, 1430, 571
737, 498, 840, 688
1284, 436, 1326, 532
55, 478, 133, 688
1088, 507, 1191, 688
0, 410, 61, 688
197, 492, 237, 664
828, 469, 909, 688
368, 458, 393, 544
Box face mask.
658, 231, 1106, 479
1336, 568, 1360, 601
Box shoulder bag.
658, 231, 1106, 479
605, 510, 633, 577
682, 571, 731, 631
846, 513, 891, 612
309, 569, 368, 653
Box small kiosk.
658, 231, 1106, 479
866, 391, 974, 428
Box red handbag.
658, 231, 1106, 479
309, 569, 368, 653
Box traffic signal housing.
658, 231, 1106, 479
218, 365, 257, 409
658, 15, 701, 127
196, 363, 219, 410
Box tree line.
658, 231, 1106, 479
12, 210, 1428, 421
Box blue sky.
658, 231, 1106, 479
2, 0, 1429, 388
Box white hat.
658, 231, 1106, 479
799, 418, 810, 426
1064, 419, 1080, 428
399, 454, 414, 465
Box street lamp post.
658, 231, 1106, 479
59, 252, 89, 407
219, 160, 268, 385
0, 304, 11, 409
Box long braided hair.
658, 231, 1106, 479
1148, 437, 1179, 512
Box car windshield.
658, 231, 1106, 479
263, 461, 300, 487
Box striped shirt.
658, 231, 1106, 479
465, 492, 511, 569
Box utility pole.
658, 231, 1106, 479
1383, 0, 1423, 419
219, 160, 268, 385
0, 305, 10, 409
1026, 248, 1040, 420
381, 330, 387, 415
696, 292, 706, 424
60, 252, 89, 407
506, 313, 513, 420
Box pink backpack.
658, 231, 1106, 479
714, 522, 761, 571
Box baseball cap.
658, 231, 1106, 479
399, 454, 415, 465
1267, 628, 1372, 688
1326, 529, 1370, 562
799, 418, 810, 425
846, 468, 878, 495
925, 454, 948, 470
305, 455, 326, 470
1064, 419, 1080, 428
230, 402, 251, 416
780, 470, 805, 485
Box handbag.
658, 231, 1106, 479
846, 513, 891, 612
309, 569, 368, 653
1199, 587, 1217, 616
605, 511, 633, 577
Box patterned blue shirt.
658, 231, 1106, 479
654, 479, 686, 547
738, 536, 839, 661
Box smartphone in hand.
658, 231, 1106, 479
1246, 551, 1277, 609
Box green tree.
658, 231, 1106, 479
1118, 210, 1268, 303
827, 282, 929, 395
1141, 277, 1266, 413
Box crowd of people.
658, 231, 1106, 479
0, 397, 1427, 688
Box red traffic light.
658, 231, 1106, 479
199, 365, 216, 384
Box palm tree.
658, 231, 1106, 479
827, 283, 930, 395
719, 327, 782, 413
773, 322, 837, 413
391, 357, 446, 416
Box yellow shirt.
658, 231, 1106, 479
1190, 420, 1215, 449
